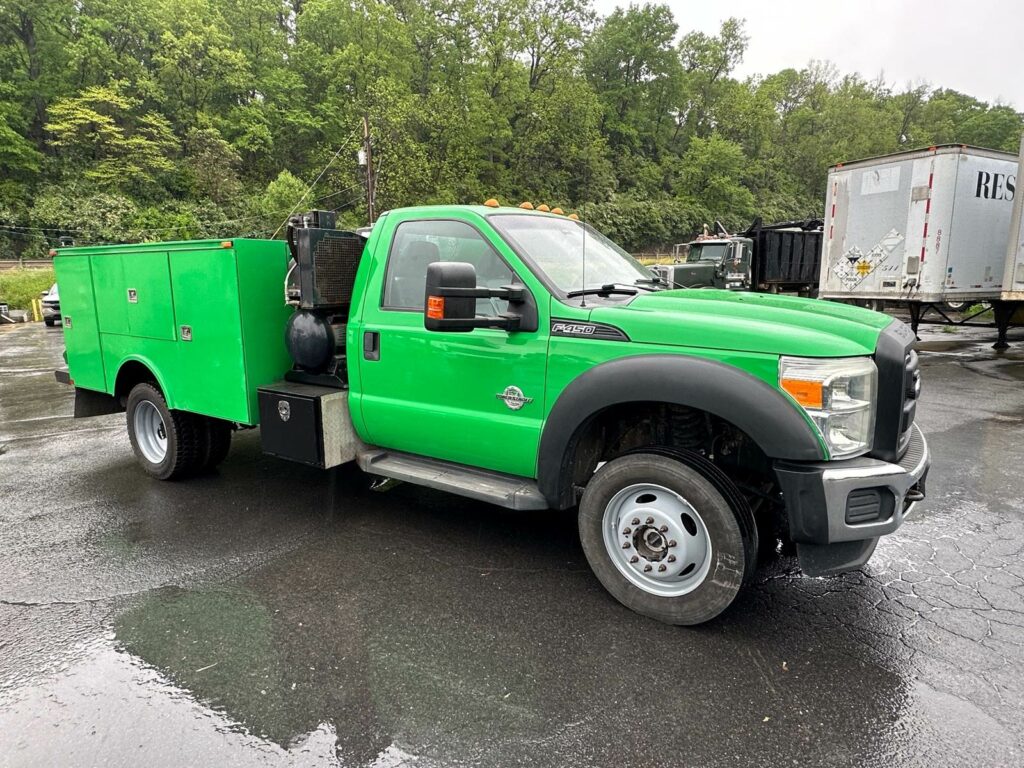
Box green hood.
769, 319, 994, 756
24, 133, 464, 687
589, 289, 893, 357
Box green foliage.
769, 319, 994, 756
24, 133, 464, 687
0, 0, 1021, 258
45, 83, 177, 192
0, 268, 56, 310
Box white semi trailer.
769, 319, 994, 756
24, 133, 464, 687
818, 144, 1021, 346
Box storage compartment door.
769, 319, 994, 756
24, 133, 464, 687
91, 253, 131, 335
53, 256, 107, 391
169, 248, 250, 423
124, 251, 177, 340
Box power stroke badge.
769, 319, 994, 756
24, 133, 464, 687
496, 386, 533, 410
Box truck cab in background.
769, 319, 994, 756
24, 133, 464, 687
653, 237, 754, 290
52, 204, 930, 626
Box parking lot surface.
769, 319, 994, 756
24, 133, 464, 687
2, 321, 1024, 767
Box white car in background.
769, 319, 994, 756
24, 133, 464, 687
41, 283, 61, 326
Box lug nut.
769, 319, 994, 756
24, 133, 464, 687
622, 527, 632, 535
659, 525, 668, 533
631, 518, 640, 526
668, 540, 677, 548
630, 555, 639, 563
643, 564, 652, 572
622, 541, 631, 549
658, 564, 667, 572
646, 517, 654, 525
668, 555, 676, 563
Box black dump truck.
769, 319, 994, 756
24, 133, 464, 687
651, 219, 823, 296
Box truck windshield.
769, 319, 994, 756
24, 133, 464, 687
490, 214, 653, 295
686, 243, 729, 264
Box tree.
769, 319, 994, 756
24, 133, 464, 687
584, 3, 683, 156
675, 17, 748, 142
674, 133, 755, 226
45, 83, 178, 193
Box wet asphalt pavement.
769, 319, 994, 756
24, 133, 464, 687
2, 321, 1024, 768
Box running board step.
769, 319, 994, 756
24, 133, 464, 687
356, 449, 548, 510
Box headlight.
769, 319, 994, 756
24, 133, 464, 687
779, 356, 877, 459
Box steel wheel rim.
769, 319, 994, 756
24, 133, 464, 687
134, 400, 168, 464
602, 482, 713, 597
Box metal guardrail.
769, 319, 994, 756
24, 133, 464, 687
0, 260, 53, 270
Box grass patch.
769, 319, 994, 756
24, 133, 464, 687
0, 268, 56, 310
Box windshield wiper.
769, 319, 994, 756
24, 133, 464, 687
566, 283, 639, 298
632, 278, 662, 291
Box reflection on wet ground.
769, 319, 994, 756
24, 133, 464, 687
2, 322, 1023, 766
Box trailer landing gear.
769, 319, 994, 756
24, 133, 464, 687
992, 301, 1018, 351
902, 300, 1020, 349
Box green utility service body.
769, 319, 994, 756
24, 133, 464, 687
53, 205, 930, 625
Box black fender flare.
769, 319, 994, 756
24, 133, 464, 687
537, 354, 824, 508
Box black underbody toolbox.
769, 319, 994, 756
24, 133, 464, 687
258, 381, 335, 468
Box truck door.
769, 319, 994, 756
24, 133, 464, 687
355, 217, 549, 478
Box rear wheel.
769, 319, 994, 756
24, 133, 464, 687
578, 453, 754, 625
126, 383, 200, 480
197, 416, 232, 471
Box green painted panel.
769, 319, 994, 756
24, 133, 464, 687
124, 250, 177, 341
91, 253, 130, 335
234, 239, 295, 424
100, 335, 178, 403
353, 210, 551, 477
169, 248, 249, 423
53, 255, 107, 392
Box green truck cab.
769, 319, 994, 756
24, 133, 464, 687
53, 204, 930, 625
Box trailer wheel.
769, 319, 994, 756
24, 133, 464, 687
197, 417, 232, 471
578, 453, 753, 625
126, 383, 200, 480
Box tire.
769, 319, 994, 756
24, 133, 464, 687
578, 452, 755, 625
196, 416, 232, 471
126, 383, 201, 480
44, 317, 55, 327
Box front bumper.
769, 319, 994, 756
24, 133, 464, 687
774, 424, 930, 575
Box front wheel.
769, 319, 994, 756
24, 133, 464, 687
578, 453, 754, 625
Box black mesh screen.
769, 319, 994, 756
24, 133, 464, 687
312, 232, 362, 306
296, 228, 364, 309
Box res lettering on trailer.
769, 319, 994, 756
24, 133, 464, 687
550, 320, 629, 341
976, 171, 1016, 201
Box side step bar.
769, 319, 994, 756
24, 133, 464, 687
356, 449, 549, 511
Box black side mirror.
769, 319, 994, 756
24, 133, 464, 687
424, 262, 536, 333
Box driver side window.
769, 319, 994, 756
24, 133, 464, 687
382, 220, 514, 314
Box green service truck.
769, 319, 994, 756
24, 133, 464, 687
53, 204, 930, 625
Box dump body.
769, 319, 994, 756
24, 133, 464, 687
54, 238, 293, 424
819, 145, 1017, 304
745, 221, 822, 291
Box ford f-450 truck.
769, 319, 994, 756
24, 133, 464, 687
52, 204, 930, 625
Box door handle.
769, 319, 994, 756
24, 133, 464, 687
363, 331, 380, 361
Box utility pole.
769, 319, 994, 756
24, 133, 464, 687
360, 115, 375, 224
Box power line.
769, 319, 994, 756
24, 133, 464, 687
272, 129, 362, 239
